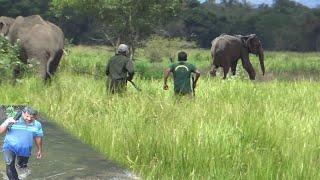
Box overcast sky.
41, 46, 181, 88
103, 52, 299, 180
200, 0, 320, 8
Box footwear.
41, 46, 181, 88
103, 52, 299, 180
16, 167, 31, 179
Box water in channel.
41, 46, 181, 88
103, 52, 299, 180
0, 106, 139, 180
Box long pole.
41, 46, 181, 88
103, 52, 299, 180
70, 67, 141, 91
192, 75, 195, 96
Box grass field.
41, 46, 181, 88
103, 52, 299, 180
1, 46, 320, 179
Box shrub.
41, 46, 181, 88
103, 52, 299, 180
135, 60, 163, 79
0, 37, 36, 83
143, 35, 196, 63
0, 36, 21, 83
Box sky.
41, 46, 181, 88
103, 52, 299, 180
199, 0, 320, 8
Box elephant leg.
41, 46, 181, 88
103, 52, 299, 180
241, 58, 256, 80
210, 65, 217, 77
37, 52, 51, 82
12, 64, 21, 85
231, 60, 238, 75
222, 65, 230, 79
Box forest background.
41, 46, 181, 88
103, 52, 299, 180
1, 0, 320, 52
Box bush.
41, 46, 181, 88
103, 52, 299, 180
143, 35, 197, 63
135, 60, 163, 79
0, 37, 36, 83
0, 36, 21, 83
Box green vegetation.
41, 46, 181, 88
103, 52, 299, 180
142, 35, 197, 63
0, 36, 18, 70
0, 36, 21, 83
2, 0, 320, 51
0, 36, 37, 84
1, 46, 320, 179
60, 45, 320, 81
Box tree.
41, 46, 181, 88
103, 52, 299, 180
182, 5, 218, 47
0, 0, 50, 17
51, 0, 181, 59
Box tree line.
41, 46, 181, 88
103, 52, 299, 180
1, 0, 320, 52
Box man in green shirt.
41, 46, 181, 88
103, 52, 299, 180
163, 51, 200, 96
105, 44, 134, 93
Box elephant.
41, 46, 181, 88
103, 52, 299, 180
210, 34, 265, 80
0, 15, 64, 82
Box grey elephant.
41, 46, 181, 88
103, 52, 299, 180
0, 15, 64, 81
210, 34, 265, 80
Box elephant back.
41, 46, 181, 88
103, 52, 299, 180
213, 34, 239, 44
211, 34, 242, 52
47, 21, 64, 49
8, 15, 47, 44
8, 15, 64, 54
0, 16, 15, 24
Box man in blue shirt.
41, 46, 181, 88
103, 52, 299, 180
0, 107, 43, 180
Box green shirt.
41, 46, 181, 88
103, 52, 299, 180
105, 54, 134, 80
169, 61, 196, 94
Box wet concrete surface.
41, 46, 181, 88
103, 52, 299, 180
0, 106, 139, 180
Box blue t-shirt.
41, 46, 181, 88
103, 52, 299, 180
3, 116, 43, 157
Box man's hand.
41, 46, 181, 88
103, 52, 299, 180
1, 117, 16, 127
36, 150, 42, 159
0, 117, 16, 134
163, 84, 169, 90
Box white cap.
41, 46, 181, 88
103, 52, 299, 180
117, 44, 129, 53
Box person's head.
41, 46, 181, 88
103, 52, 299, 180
117, 44, 129, 56
178, 51, 187, 61
22, 107, 38, 123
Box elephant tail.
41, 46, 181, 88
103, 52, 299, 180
46, 49, 63, 80
45, 53, 54, 80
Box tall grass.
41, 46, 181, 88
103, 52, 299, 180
60, 46, 320, 81
1, 73, 320, 179
1, 46, 320, 179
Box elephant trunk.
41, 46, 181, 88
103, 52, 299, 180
258, 48, 265, 75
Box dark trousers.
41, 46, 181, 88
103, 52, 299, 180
3, 150, 29, 180
107, 79, 127, 93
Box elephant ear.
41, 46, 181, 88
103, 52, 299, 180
0, 17, 15, 36
0, 22, 4, 33
236, 35, 249, 47
245, 34, 257, 52
0, 22, 10, 36
239, 36, 247, 46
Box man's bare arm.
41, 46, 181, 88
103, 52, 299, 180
34, 137, 42, 159
0, 118, 16, 134
163, 68, 171, 90
193, 69, 200, 85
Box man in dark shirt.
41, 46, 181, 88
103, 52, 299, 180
163, 51, 200, 96
105, 44, 134, 93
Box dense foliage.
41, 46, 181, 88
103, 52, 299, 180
0, 36, 21, 83
0, 36, 37, 84
1, 0, 319, 51
0, 0, 49, 18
